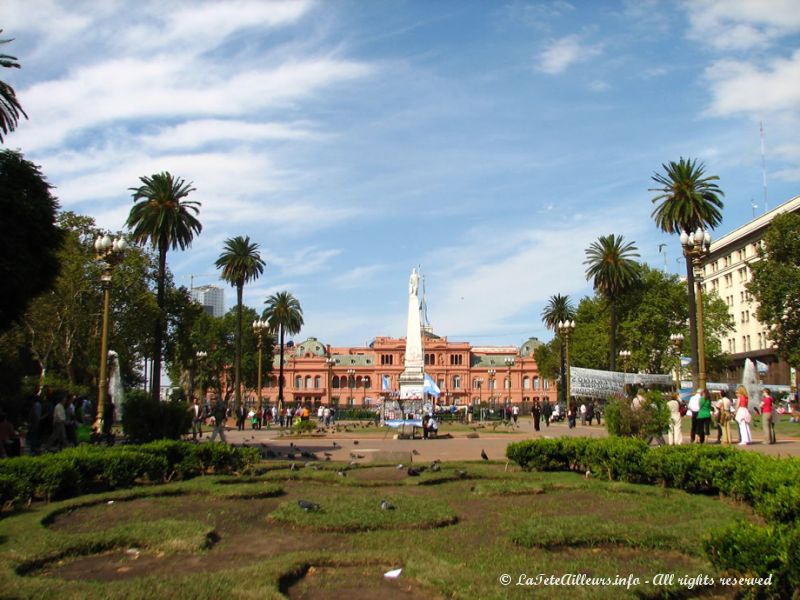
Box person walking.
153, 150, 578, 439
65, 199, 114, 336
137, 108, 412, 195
511, 404, 520, 427
666, 393, 683, 445
47, 394, 69, 451
717, 392, 732, 444
585, 402, 595, 426
209, 398, 228, 443
579, 402, 587, 426
695, 389, 712, 444
189, 397, 204, 441
687, 389, 701, 443
542, 400, 552, 427
734, 386, 752, 446
760, 388, 776, 445
532, 401, 541, 432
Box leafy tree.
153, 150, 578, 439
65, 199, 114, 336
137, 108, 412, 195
564, 265, 733, 377
263, 292, 303, 410
650, 157, 724, 384
540, 294, 576, 405
164, 286, 207, 399
584, 234, 640, 370
215, 236, 265, 410
192, 307, 268, 404
0, 31, 27, 142
747, 212, 800, 392
126, 172, 200, 401
0, 150, 62, 332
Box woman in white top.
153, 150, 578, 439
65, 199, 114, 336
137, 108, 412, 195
666, 394, 683, 445
734, 385, 752, 445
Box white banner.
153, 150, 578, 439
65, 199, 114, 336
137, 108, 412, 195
570, 367, 673, 399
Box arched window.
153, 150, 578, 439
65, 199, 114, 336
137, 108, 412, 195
452, 375, 461, 389
533, 376, 539, 390
305, 376, 312, 389
295, 375, 302, 389
332, 376, 340, 389
523, 376, 530, 390
543, 378, 549, 390
363, 376, 371, 389
314, 376, 321, 389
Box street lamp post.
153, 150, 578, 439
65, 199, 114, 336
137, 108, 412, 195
93, 234, 127, 436
670, 333, 684, 392
347, 368, 356, 406
681, 228, 712, 391
190, 349, 207, 403
619, 350, 632, 373
252, 319, 269, 412
487, 369, 496, 413
326, 357, 336, 407
558, 320, 576, 411
504, 357, 514, 409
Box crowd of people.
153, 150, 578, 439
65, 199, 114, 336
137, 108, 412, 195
664, 386, 780, 446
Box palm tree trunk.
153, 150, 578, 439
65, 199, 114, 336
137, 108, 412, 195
559, 341, 566, 406
234, 283, 243, 411
151, 240, 167, 402
685, 254, 699, 387
278, 325, 285, 411
609, 302, 617, 372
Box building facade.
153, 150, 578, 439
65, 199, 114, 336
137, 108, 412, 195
701, 194, 800, 386
254, 334, 557, 410
190, 285, 225, 318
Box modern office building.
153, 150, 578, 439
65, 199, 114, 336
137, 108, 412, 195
701, 194, 800, 386
252, 334, 557, 410
190, 285, 225, 318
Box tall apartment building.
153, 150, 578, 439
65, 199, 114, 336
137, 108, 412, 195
701, 194, 800, 386
190, 284, 225, 318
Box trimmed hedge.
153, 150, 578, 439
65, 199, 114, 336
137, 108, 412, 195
507, 438, 800, 598
0, 441, 260, 507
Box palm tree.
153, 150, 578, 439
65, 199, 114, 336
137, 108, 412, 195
215, 236, 265, 411
263, 291, 304, 411
126, 172, 200, 401
541, 294, 576, 406
650, 157, 724, 384
584, 234, 640, 371
542, 294, 575, 402
0, 31, 27, 142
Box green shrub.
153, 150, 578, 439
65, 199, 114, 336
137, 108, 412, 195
643, 445, 739, 494
0, 473, 30, 508
507, 438, 570, 471
704, 522, 787, 599
582, 437, 648, 482
38, 458, 82, 501
291, 420, 316, 435
605, 391, 670, 440
122, 390, 192, 443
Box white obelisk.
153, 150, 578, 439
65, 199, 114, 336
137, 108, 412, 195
399, 268, 425, 400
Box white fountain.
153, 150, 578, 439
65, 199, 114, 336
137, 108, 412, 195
741, 358, 761, 409
108, 350, 125, 421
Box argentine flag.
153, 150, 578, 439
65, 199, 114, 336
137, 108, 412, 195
423, 373, 441, 398
382, 374, 391, 391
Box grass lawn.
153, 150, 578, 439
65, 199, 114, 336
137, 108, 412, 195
0, 460, 757, 599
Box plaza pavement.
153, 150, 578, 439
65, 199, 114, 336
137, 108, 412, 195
209, 418, 800, 463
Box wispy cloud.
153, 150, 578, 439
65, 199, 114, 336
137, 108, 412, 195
686, 0, 800, 51
536, 35, 602, 74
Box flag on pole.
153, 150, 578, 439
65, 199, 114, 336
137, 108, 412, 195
423, 373, 441, 398
382, 374, 391, 391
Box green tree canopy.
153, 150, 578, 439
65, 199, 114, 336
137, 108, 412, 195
263, 291, 303, 410
747, 212, 800, 389
0, 150, 62, 332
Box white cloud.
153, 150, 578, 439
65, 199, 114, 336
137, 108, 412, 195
686, 0, 800, 51
334, 265, 387, 290
536, 35, 601, 74
138, 119, 320, 150
704, 49, 800, 117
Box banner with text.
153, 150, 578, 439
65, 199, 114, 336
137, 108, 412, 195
570, 368, 672, 399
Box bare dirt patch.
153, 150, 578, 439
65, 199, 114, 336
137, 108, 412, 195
347, 466, 408, 482
283, 565, 444, 600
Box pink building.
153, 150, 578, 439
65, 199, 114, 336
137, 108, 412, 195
257, 333, 557, 410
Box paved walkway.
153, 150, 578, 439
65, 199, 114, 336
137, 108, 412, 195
209, 418, 800, 463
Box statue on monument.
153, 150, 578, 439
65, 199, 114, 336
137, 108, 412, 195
409, 268, 419, 296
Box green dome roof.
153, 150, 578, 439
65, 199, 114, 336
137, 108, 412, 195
294, 337, 327, 357
519, 337, 542, 357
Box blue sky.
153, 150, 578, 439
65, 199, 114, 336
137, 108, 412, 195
4, 0, 800, 348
